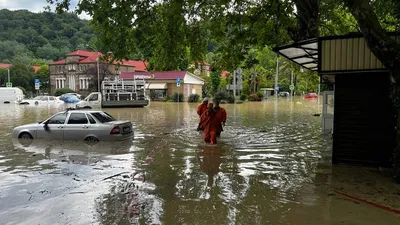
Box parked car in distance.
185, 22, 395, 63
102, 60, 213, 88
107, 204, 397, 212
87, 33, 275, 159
279, 92, 290, 97
305, 93, 318, 99
19, 96, 64, 105
12, 109, 134, 142
60, 93, 81, 103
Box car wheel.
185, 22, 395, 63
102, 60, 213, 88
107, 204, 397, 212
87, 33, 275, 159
84, 136, 99, 144
83, 106, 92, 109
35, 101, 39, 105
19, 132, 33, 139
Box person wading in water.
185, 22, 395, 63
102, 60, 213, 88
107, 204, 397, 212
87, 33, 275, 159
196, 97, 209, 131
199, 102, 221, 145
213, 101, 226, 137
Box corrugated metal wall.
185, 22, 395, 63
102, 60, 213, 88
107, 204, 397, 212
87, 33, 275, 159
321, 36, 400, 72
332, 72, 395, 167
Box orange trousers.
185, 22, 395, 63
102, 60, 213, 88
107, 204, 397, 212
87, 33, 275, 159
204, 131, 217, 145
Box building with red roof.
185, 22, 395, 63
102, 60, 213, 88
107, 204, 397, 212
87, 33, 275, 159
49, 50, 148, 95
0, 63, 41, 73
120, 71, 204, 101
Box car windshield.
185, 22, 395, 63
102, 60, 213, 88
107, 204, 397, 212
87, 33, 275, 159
90, 112, 116, 123
33, 96, 43, 100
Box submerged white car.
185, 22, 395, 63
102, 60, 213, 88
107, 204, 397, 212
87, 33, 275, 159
12, 109, 134, 142
20, 96, 64, 105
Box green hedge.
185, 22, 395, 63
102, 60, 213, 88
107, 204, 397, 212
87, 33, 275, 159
172, 92, 184, 102
188, 94, 200, 102
54, 88, 75, 96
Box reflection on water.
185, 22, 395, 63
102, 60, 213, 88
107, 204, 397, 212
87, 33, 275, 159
0, 99, 399, 225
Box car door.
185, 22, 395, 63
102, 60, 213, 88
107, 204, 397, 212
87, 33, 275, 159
36, 112, 68, 140
88, 93, 101, 108
63, 112, 90, 140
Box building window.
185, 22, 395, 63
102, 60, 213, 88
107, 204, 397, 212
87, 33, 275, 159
79, 78, 89, 90
56, 78, 66, 89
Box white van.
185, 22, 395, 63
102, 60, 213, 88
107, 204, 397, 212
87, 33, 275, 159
0, 87, 24, 104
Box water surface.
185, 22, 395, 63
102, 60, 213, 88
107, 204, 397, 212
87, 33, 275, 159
0, 98, 399, 225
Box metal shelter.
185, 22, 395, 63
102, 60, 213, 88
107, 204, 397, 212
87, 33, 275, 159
274, 33, 399, 167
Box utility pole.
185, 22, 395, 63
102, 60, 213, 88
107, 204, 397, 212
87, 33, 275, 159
233, 70, 236, 97
275, 53, 279, 96
7, 66, 10, 83
290, 70, 294, 97
96, 51, 100, 92
253, 67, 256, 93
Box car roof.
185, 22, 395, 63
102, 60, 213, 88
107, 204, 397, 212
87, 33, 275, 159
67, 110, 103, 113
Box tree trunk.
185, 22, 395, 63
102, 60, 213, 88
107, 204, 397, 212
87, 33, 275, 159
344, 0, 400, 183
288, 0, 320, 41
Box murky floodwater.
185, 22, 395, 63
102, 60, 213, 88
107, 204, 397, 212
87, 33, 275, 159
0, 98, 399, 225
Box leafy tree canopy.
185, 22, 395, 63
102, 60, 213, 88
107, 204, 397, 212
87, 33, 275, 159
0, 9, 95, 64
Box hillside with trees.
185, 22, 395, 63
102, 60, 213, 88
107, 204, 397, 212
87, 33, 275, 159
0, 9, 95, 65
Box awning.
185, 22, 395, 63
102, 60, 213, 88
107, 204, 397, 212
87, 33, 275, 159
146, 83, 167, 89
274, 38, 318, 71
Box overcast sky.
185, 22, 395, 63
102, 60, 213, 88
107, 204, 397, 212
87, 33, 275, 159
0, 0, 90, 19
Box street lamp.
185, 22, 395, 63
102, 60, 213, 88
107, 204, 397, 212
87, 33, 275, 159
7, 65, 10, 83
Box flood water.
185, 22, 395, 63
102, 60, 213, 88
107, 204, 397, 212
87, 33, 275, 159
0, 98, 399, 225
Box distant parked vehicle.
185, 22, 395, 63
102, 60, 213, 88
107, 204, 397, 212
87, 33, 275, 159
0, 87, 24, 104
305, 93, 318, 99
19, 96, 63, 105
60, 93, 81, 103
279, 92, 290, 97
12, 109, 134, 142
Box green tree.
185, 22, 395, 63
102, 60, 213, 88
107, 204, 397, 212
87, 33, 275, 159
0, 67, 8, 86
0, 9, 95, 63
9, 62, 35, 92
210, 70, 221, 96
36, 65, 50, 92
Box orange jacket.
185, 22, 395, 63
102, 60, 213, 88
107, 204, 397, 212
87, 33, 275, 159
197, 103, 208, 117
216, 107, 226, 123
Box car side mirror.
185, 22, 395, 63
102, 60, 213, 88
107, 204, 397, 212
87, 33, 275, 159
43, 122, 50, 131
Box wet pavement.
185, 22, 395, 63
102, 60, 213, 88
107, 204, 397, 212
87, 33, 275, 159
0, 98, 399, 225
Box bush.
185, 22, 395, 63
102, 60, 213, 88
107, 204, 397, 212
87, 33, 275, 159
54, 88, 74, 96
248, 93, 261, 101
213, 90, 236, 104
256, 91, 264, 99
162, 95, 171, 102
188, 94, 200, 102
172, 92, 184, 102
213, 90, 226, 103
240, 94, 248, 101
236, 100, 244, 104
226, 94, 235, 103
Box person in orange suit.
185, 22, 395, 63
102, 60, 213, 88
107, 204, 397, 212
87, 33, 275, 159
200, 102, 221, 145
197, 97, 209, 117
196, 97, 209, 131
213, 101, 226, 137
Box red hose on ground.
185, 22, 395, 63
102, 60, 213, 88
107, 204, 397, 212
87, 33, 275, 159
333, 190, 400, 214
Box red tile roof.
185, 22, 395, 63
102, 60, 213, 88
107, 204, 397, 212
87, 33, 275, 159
32, 66, 40, 73
120, 60, 148, 71
50, 50, 148, 71
0, 63, 41, 73
221, 70, 230, 78
120, 71, 187, 80
0, 63, 12, 67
